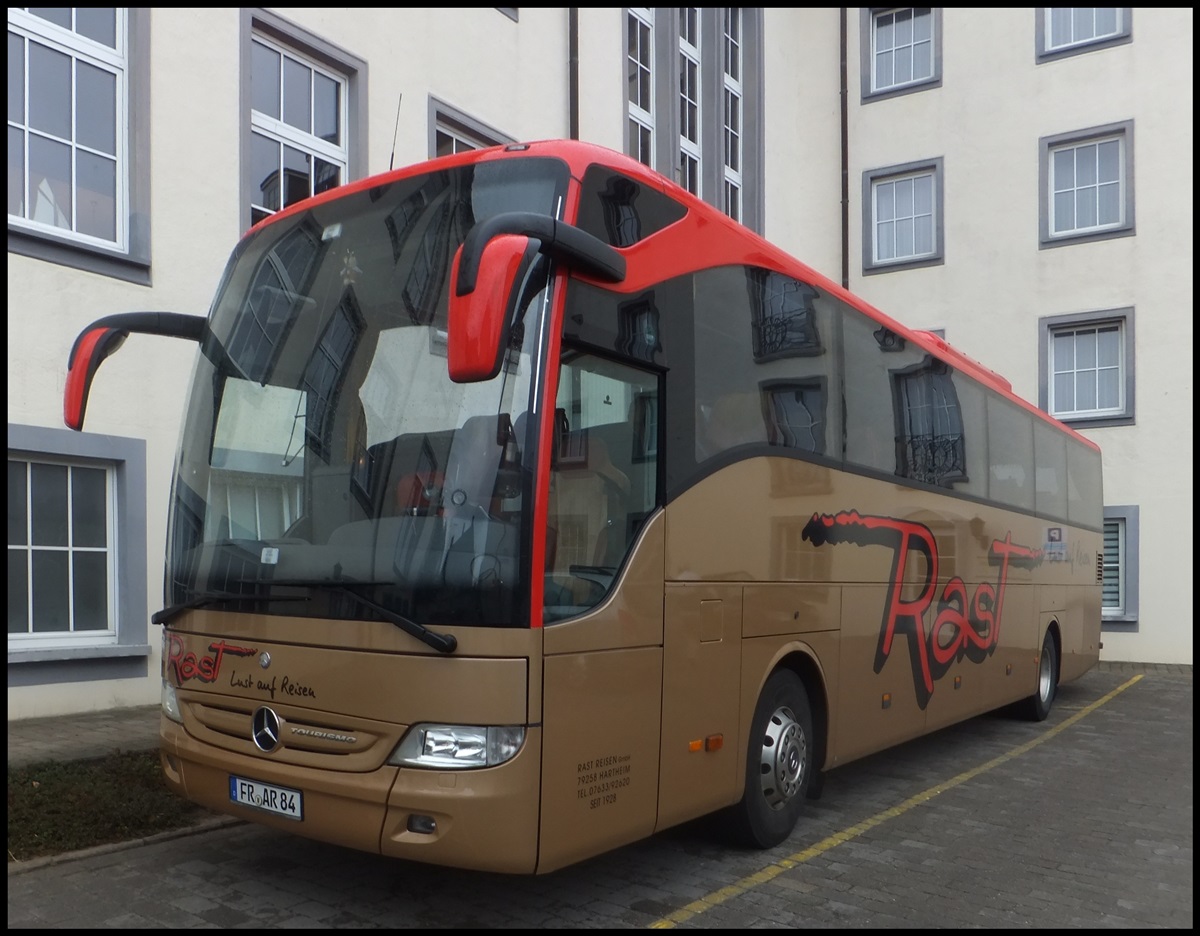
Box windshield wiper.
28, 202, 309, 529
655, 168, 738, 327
254, 579, 458, 654
152, 591, 312, 627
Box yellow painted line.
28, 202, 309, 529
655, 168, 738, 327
648, 674, 1143, 929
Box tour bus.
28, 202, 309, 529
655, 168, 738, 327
64, 139, 1103, 874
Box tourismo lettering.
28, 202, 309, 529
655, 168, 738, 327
167, 634, 257, 684
802, 510, 1042, 709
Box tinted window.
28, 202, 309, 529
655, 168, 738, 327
575, 166, 687, 248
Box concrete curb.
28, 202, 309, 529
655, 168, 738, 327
7, 815, 244, 876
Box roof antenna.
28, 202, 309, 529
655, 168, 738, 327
389, 93, 403, 171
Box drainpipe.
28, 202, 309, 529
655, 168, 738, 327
840, 8, 849, 290
569, 8, 580, 140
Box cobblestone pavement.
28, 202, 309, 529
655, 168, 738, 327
7, 662, 1193, 928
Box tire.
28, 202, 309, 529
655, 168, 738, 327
724, 668, 815, 849
1018, 630, 1058, 721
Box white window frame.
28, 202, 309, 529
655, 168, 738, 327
1039, 121, 1134, 248
1038, 308, 1135, 428
722, 7, 743, 222
1101, 505, 1139, 627
1048, 134, 1124, 238
1042, 8, 1128, 54
1102, 515, 1125, 616
627, 7, 655, 169
866, 7, 939, 97
8, 7, 128, 251
1047, 321, 1124, 420
862, 158, 944, 273
677, 7, 702, 196
8, 455, 118, 650
248, 31, 349, 225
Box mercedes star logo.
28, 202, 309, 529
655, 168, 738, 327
251, 706, 282, 753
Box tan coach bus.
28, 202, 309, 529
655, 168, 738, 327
65, 139, 1103, 874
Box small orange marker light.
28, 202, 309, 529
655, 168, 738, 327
704, 734, 723, 752
688, 739, 703, 752
954, 675, 962, 689
882, 692, 891, 710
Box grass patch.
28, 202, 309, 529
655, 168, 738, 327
8, 750, 213, 862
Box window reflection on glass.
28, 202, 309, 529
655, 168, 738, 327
894, 360, 966, 488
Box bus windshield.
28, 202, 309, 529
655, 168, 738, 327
165, 156, 570, 630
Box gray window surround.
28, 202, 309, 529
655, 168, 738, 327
7, 8, 152, 286
496, 8, 519, 23
1035, 8, 1132, 63
860, 7, 943, 103
8, 424, 149, 686
1101, 504, 1139, 632
427, 96, 515, 158
1038, 307, 1135, 428
1039, 120, 1135, 249
621, 7, 765, 235
239, 9, 368, 235
861, 157, 945, 275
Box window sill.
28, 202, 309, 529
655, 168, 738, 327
8, 643, 153, 665
1039, 225, 1135, 250
8, 227, 151, 285
1054, 413, 1135, 430
863, 253, 945, 276
862, 76, 942, 104
1101, 618, 1138, 633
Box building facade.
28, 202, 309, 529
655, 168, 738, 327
7, 8, 1192, 720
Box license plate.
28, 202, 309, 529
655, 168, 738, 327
229, 775, 303, 820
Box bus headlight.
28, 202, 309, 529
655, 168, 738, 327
161, 680, 183, 724
388, 724, 526, 769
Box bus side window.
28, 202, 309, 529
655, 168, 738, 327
696, 392, 768, 461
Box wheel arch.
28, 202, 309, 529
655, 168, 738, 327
1044, 617, 1063, 686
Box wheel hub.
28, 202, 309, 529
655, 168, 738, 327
759, 705, 806, 810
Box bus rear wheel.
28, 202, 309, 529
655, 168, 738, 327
725, 668, 814, 849
1017, 630, 1058, 721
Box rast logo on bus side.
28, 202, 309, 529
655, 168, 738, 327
802, 510, 1044, 710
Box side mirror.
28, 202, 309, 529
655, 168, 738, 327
447, 234, 539, 383
446, 211, 627, 384
64, 312, 205, 431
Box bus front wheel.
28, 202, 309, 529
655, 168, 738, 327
726, 668, 814, 849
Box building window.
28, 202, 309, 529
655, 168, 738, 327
1101, 505, 1139, 628
677, 7, 701, 196
428, 98, 511, 158
241, 10, 366, 233
862, 158, 944, 274
1037, 8, 1131, 61
7, 7, 150, 282
9, 457, 115, 645
8, 424, 148, 680
1039, 121, 1134, 248
624, 8, 763, 232
1038, 308, 1135, 428
722, 7, 743, 222
861, 7, 942, 102
627, 8, 655, 169
249, 33, 347, 227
